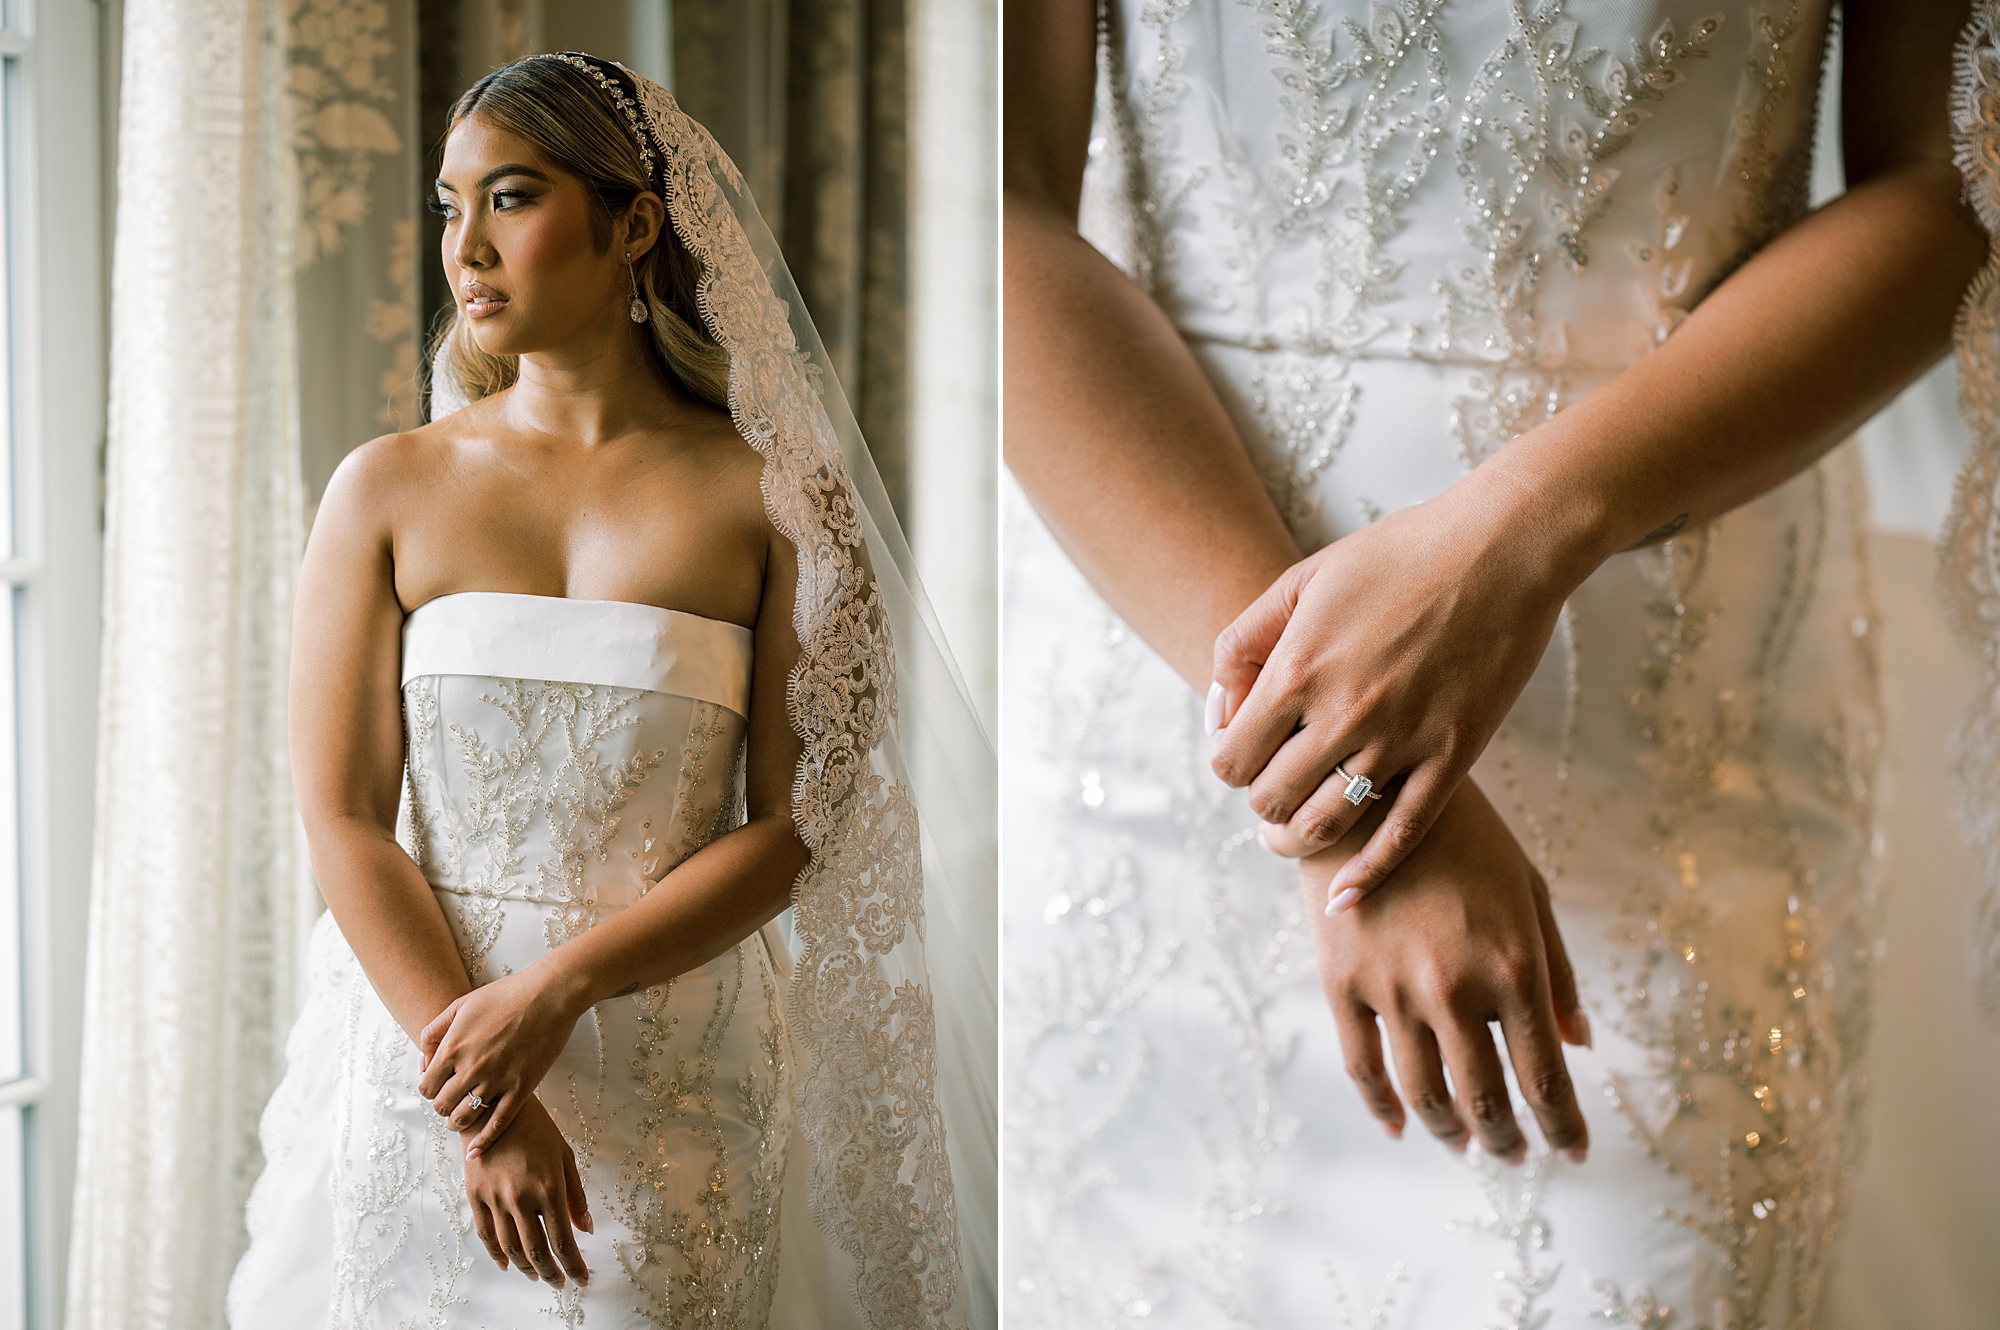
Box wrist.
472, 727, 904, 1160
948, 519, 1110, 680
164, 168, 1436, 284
528, 951, 597, 1024
1458, 434, 1616, 602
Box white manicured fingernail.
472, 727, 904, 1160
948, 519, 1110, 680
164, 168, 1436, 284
1327, 887, 1361, 915
1562, 1146, 1588, 1165
1203, 681, 1225, 735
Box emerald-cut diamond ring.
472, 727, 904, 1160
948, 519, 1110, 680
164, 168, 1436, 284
1333, 764, 1383, 806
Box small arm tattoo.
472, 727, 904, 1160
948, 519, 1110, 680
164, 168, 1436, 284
610, 981, 644, 997
1626, 513, 1688, 550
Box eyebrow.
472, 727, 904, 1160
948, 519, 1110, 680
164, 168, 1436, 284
433, 163, 554, 194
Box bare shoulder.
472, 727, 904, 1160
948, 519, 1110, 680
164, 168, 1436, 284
319, 424, 436, 522
317, 396, 504, 531
311, 435, 409, 558
294, 424, 456, 647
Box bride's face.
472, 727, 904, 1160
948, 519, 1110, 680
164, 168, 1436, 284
434, 116, 650, 359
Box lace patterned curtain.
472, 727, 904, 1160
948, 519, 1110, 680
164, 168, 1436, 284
66, 0, 312, 1325
295, 0, 424, 508
67, 0, 421, 1324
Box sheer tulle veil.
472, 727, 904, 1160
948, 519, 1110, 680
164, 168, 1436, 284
429, 54, 996, 1329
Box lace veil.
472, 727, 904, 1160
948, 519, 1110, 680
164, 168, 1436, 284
1947, 7, 2000, 1027
430, 55, 996, 1328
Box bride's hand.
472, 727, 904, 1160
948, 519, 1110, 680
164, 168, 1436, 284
1279, 776, 1594, 1162
417, 962, 586, 1157
463, 1093, 594, 1286
1208, 473, 1583, 908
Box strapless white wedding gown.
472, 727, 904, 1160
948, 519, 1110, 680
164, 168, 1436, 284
1005, 3, 1886, 1327
228, 591, 800, 1328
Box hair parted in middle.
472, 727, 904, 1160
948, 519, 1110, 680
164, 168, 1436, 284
430, 53, 732, 409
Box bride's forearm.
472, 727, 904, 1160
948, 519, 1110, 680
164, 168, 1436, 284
533, 817, 805, 1016
310, 818, 473, 1043
1004, 190, 1301, 688
1002, 0, 1287, 686
1475, 157, 1987, 597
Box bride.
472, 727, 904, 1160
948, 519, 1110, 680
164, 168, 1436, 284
1006, 0, 1983, 1324
228, 52, 991, 1328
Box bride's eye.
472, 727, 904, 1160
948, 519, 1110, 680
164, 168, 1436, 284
427, 195, 457, 219
491, 189, 530, 210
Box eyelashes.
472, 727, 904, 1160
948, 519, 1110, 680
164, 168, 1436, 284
425, 190, 531, 220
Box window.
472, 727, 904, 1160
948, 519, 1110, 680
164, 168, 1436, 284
0, 1, 108, 1327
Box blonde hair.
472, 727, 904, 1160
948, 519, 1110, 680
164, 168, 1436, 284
430, 55, 732, 408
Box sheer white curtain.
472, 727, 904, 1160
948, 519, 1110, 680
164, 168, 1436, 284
64, 0, 315, 1325
910, 0, 998, 733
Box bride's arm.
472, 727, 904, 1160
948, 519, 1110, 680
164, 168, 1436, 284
1483, 0, 1986, 554
300, 439, 593, 1288
1211, 0, 1992, 904
1004, 0, 1301, 685
415, 524, 808, 1159
1006, 0, 1591, 1162
291, 438, 474, 1042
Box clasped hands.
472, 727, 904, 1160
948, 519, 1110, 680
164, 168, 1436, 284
1209, 480, 1595, 1164
416, 962, 595, 1287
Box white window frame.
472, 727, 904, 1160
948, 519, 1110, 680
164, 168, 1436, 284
2, 0, 107, 1326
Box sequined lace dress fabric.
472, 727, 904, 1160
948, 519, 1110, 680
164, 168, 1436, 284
1004, 3, 1885, 1326
229, 596, 791, 1328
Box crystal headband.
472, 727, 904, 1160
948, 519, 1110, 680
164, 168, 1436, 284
539, 51, 666, 197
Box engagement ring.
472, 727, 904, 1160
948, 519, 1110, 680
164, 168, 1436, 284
464, 1093, 486, 1113
1332, 764, 1383, 806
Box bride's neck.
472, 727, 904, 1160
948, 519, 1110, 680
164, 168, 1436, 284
505, 337, 696, 446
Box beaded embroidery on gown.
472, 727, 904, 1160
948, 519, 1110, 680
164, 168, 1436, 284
228, 591, 797, 1327
1005, 3, 1887, 1326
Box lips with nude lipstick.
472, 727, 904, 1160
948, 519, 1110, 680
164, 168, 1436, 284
461, 279, 509, 317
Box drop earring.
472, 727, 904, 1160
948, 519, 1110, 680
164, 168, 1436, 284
626, 251, 647, 323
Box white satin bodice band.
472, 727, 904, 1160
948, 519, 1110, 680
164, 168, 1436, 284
401, 590, 754, 718
391, 594, 757, 934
